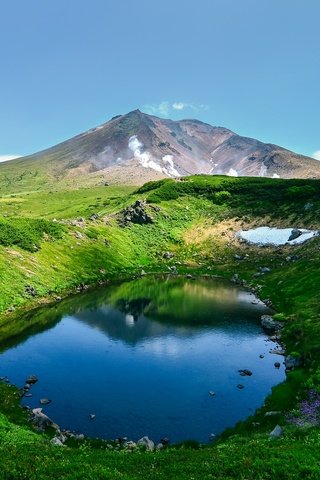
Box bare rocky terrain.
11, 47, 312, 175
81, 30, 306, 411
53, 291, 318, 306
2, 109, 320, 189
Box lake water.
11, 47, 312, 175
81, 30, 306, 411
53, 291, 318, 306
0, 276, 285, 443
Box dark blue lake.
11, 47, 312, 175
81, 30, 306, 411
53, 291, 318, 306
0, 276, 285, 443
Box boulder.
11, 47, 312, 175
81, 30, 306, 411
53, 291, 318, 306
288, 229, 302, 241
31, 408, 59, 431
40, 398, 51, 405
121, 200, 154, 226
269, 425, 283, 438
51, 437, 65, 447
238, 369, 252, 376
260, 267, 271, 273
26, 375, 37, 386
137, 436, 155, 451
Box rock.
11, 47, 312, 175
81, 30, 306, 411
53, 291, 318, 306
265, 411, 281, 417
288, 229, 302, 241
186, 274, 193, 279
163, 251, 174, 259
156, 442, 164, 450
137, 436, 155, 451
304, 202, 313, 211
209, 390, 216, 396
261, 315, 284, 332
124, 441, 137, 450
24, 383, 31, 390
269, 425, 283, 438
169, 265, 178, 274
89, 414, 96, 420
74, 434, 85, 441
90, 213, 99, 221
237, 384, 244, 389
234, 255, 244, 260
121, 200, 154, 226
160, 437, 170, 445
260, 267, 271, 273
209, 433, 216, 441
31, 408, 59, 430
259, 354, 265, 359
285, 355, 302, 370
51, 437, 65, 447
26, 375, 38, 384
274, 362, 281, 368
24, 393, 32, 398
7, 306, 15, 313
140, 269, 146, 277
238, 369, 252, 376
40, 398, 51, 405
270, 349, 285, 355
25, 285, 37, 297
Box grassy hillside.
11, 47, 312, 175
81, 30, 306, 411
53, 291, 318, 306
1, 174, 320, 478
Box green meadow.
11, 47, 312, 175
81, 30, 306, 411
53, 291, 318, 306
1, 175, 320, 478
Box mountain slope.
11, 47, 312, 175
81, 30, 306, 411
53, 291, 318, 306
1, 109, 320, 192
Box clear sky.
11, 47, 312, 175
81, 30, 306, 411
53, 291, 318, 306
0, 0, 319, 161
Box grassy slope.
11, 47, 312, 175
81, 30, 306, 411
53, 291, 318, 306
1, 175, 320, 478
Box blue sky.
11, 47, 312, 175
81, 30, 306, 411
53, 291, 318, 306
0, 0, 319, 161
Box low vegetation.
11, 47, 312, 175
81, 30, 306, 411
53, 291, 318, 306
1, 174, 320, 478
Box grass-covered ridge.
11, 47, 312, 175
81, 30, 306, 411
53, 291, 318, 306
0, 174, 320, 478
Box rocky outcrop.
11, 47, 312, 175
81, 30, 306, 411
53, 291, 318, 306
285, 355, 302, 370
31, 408, 59, 431
120, 200, 154, 227
261, 315, 284, 332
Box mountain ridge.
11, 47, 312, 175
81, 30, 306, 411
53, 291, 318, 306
1, 109, 320, 191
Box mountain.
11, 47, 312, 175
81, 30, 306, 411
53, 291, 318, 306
1, 109, 320, 191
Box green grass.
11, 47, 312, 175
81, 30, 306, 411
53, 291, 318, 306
0, 174, 320, 478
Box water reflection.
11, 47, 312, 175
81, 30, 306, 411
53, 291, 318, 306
0, 275, 284, 443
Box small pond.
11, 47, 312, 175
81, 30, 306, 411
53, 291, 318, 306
0, 276, 285, 443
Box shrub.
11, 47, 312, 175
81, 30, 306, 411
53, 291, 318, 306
0, 218, 64, 251
213, 190, 232, 204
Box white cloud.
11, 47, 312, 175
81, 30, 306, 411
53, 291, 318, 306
0, 154, 21, 163
172, 102, 186, 110
143, 101, 209, 117
312, 150, 320, 160
143, 101, 171, 117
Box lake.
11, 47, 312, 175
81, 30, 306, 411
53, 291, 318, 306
0, 275, 285, 443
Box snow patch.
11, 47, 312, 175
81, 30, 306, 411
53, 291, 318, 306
237, 227, 318, 246
272, 173, 280, 178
